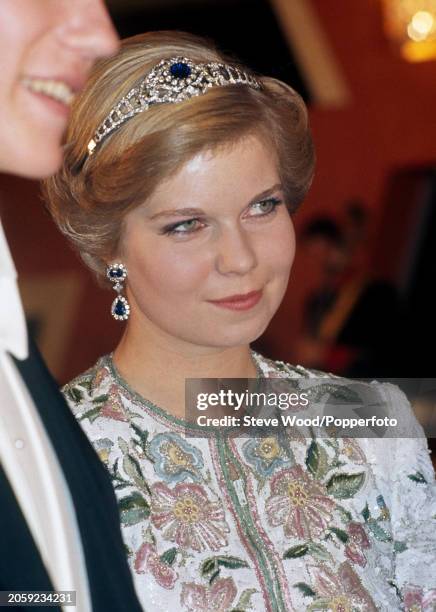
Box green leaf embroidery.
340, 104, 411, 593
201, 557, 218, 576
307, 542, 333, 562
123, 453, 143, 481
110, 457, 122, 480
110, 458, 134, 489
118, 437, 129, 454
131, 423, 150, 454
67, 386, 84, 403
209, 569, 220, 585
113, 482, 130, 490
329, 459, 346, 470
124, 543, 133, 558
118, 491, 149, 511
123, 453, 151, 495
201, 555, 248, 576
216, 556, 249, 570
367, 519, 392, 542
294, 582, 316, 598
393, 540, 407, 553
110, 457, 119, 475
305, 383, 362, 405
283, 544, 309, 559
305, 441, 329, 479
160, 547, 178, 566
79, 405, 102, 423
336, 504, 353, 524
324, 439, 338, 450
361, 502, 370, 522
233, 588, 258, 611
387, 580, 403, 601
408, 471, 427, 484
329, 527, 349, 543
79, 377, 93, 394
91, 393, 109, 404
326, 472, 365, 499
118, 492, 150, 526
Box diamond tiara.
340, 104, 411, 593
86, 56, 263, 157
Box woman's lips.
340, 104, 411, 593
207, 289, 263, 311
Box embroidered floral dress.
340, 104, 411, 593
63, 352, 436, 612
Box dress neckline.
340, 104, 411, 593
103, 350, 265, 431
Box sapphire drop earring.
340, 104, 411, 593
106, 263, 130, 321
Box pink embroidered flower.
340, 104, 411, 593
100, 384, 128, 421
345, 522, 370, 567
181, 577, 237, 611
403, 585, 436, 611
308, 561, 378, 611
134, 543, 178, 589
151, 482, 229, 552
265, 465, 335, 539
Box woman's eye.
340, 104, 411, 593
249, 197, 282, 217
161, 198, 282, 236
162, 218, 203, 236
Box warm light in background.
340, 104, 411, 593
382, 0, 436, 61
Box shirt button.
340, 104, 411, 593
14, 438, 25, 449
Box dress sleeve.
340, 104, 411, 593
377, 383, 436, 610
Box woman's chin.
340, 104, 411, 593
202, 318, 272, 349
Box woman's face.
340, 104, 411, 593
120, 135, 296, 352
0, 0, 118, 178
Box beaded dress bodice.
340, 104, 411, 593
63, 352, 436, 612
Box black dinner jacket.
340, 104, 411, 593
0, 337, 143, 612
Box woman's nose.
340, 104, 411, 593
215, 227, 257, 276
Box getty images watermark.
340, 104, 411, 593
183, 377, 436, 439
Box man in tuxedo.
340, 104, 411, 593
0, 2, 143, 610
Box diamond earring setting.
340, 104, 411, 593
106, 263, 130, 321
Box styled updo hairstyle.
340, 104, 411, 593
43, 31, 315, 286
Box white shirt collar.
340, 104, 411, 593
0, 220, 28, 359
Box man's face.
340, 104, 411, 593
0, 0, 118, 179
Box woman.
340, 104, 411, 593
44, 32, 436, 612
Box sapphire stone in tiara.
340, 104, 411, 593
87, 57, 262, 157
170, 62, 192, 79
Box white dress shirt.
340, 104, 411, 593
0, 221, 91, 611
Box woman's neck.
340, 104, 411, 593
112, 322, 257, 419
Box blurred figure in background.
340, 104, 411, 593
342, 199, 369, 265
296, 205, 403, 376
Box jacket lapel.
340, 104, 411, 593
11, 337, 142, 611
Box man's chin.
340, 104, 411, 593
9, 143, 63, 179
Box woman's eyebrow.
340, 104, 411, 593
148, 183, 284, 221
149, 207, 205, 221
249, 183, 283, 203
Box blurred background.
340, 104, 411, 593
1, 0, 436, 416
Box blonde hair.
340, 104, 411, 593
44, 31, 315, 285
